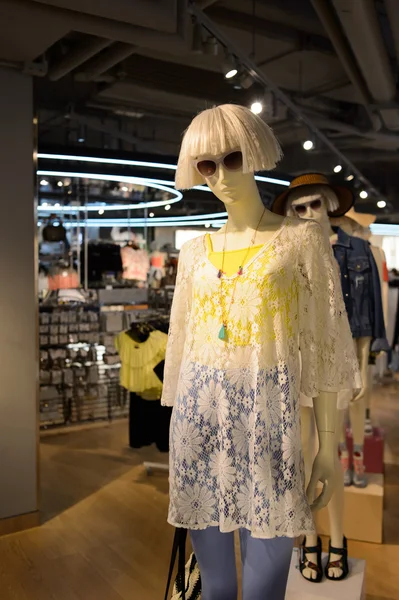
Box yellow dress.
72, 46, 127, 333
206, 233, 262, 277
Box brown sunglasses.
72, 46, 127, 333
193, 150, 243, 178
292, 198, 322, 216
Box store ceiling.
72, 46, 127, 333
2, 0, 399, 218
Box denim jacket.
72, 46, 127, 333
332, 227, 389, 352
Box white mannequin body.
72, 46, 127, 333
206, 169, 339, 514
290, 192, 368, 579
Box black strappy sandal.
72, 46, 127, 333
299, 536, 323, 583
325, 536, 350, 581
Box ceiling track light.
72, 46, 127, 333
239, 72, 254, 90
192, 20, 204, 53
204, 35, 218, 56
223, 53, 238, 79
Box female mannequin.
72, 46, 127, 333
162, 106, 360, 599
272, 175, 386, 582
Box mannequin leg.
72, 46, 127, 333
364, 365, 373, 434
240, 529, 293, 600
299, 406, 320, 580
326, 409, 345, 578
190, 528, 237, 600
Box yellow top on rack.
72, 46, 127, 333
115, 329, 168, 398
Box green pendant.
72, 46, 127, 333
218, 324, 227, 341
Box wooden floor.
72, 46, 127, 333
0, 384, 399, 600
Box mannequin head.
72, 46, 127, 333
285, 184, 339, 230
175, 104, 282, 204
331, 215, 365, 238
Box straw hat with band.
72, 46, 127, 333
345, 207, 376, 228
272, 173, 354, 218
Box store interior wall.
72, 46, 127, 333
0, 68, 38, 520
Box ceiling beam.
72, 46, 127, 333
206, 6, 335, 54
48, 37, 113, 81
76, 42, 137, 81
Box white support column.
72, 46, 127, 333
0, 67, 39, 534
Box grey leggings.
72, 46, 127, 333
190, 527, 294, 600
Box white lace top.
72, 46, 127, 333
161, 218, 361, 538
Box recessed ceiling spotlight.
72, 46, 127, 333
121, 186, 129, 192
345, 174, 354, 181
251, 101, 263, 115
377, 200, 386, 208
165, 204, 171, 211
359, 190, 368, 199
303, 139, 314, 151
57, 181, 64, 187
205, 223, 211, 228
98, 208, 105, 215
54, 203, 61, 208
40, 179, 49, 186
149, 212, 155, 217
333, 164, 342, 173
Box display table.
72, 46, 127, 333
315, 473, 384, 543
286, 548, 366, 599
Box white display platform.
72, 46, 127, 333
315, 473, 384, 543
285, 548, 366, 600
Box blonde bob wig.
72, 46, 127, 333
175, 104, 283, 190
285, 184, 339, 217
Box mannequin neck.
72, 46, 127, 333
222, 176, 280, 232
226, 189, 263, 232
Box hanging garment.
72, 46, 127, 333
121, 246, 150, 281
115, 329, 168, 395
150, 251, 166, 289
129, 392, 172, 451
81, 243, 123, 283
332, 227, 389, 351
48, 268, 80, 290
161, 218, 360, 539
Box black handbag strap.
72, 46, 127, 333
164, 527, 187, 600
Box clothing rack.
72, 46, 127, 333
126, 312, 171, 476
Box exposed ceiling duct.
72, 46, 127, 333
385, 0, 399, 63
330, 0, 399, 131
310, 0, 377, 129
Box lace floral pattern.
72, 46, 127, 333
162, 218, 361, 538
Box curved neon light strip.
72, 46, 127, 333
41, 219, 227, 228
37, 170, 182, 209
370, 224, 399, 236
37, 153, 290, 187
38, 205, 228, 221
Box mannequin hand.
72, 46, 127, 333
351, 386, 367, 404
306, 432, 337, 512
